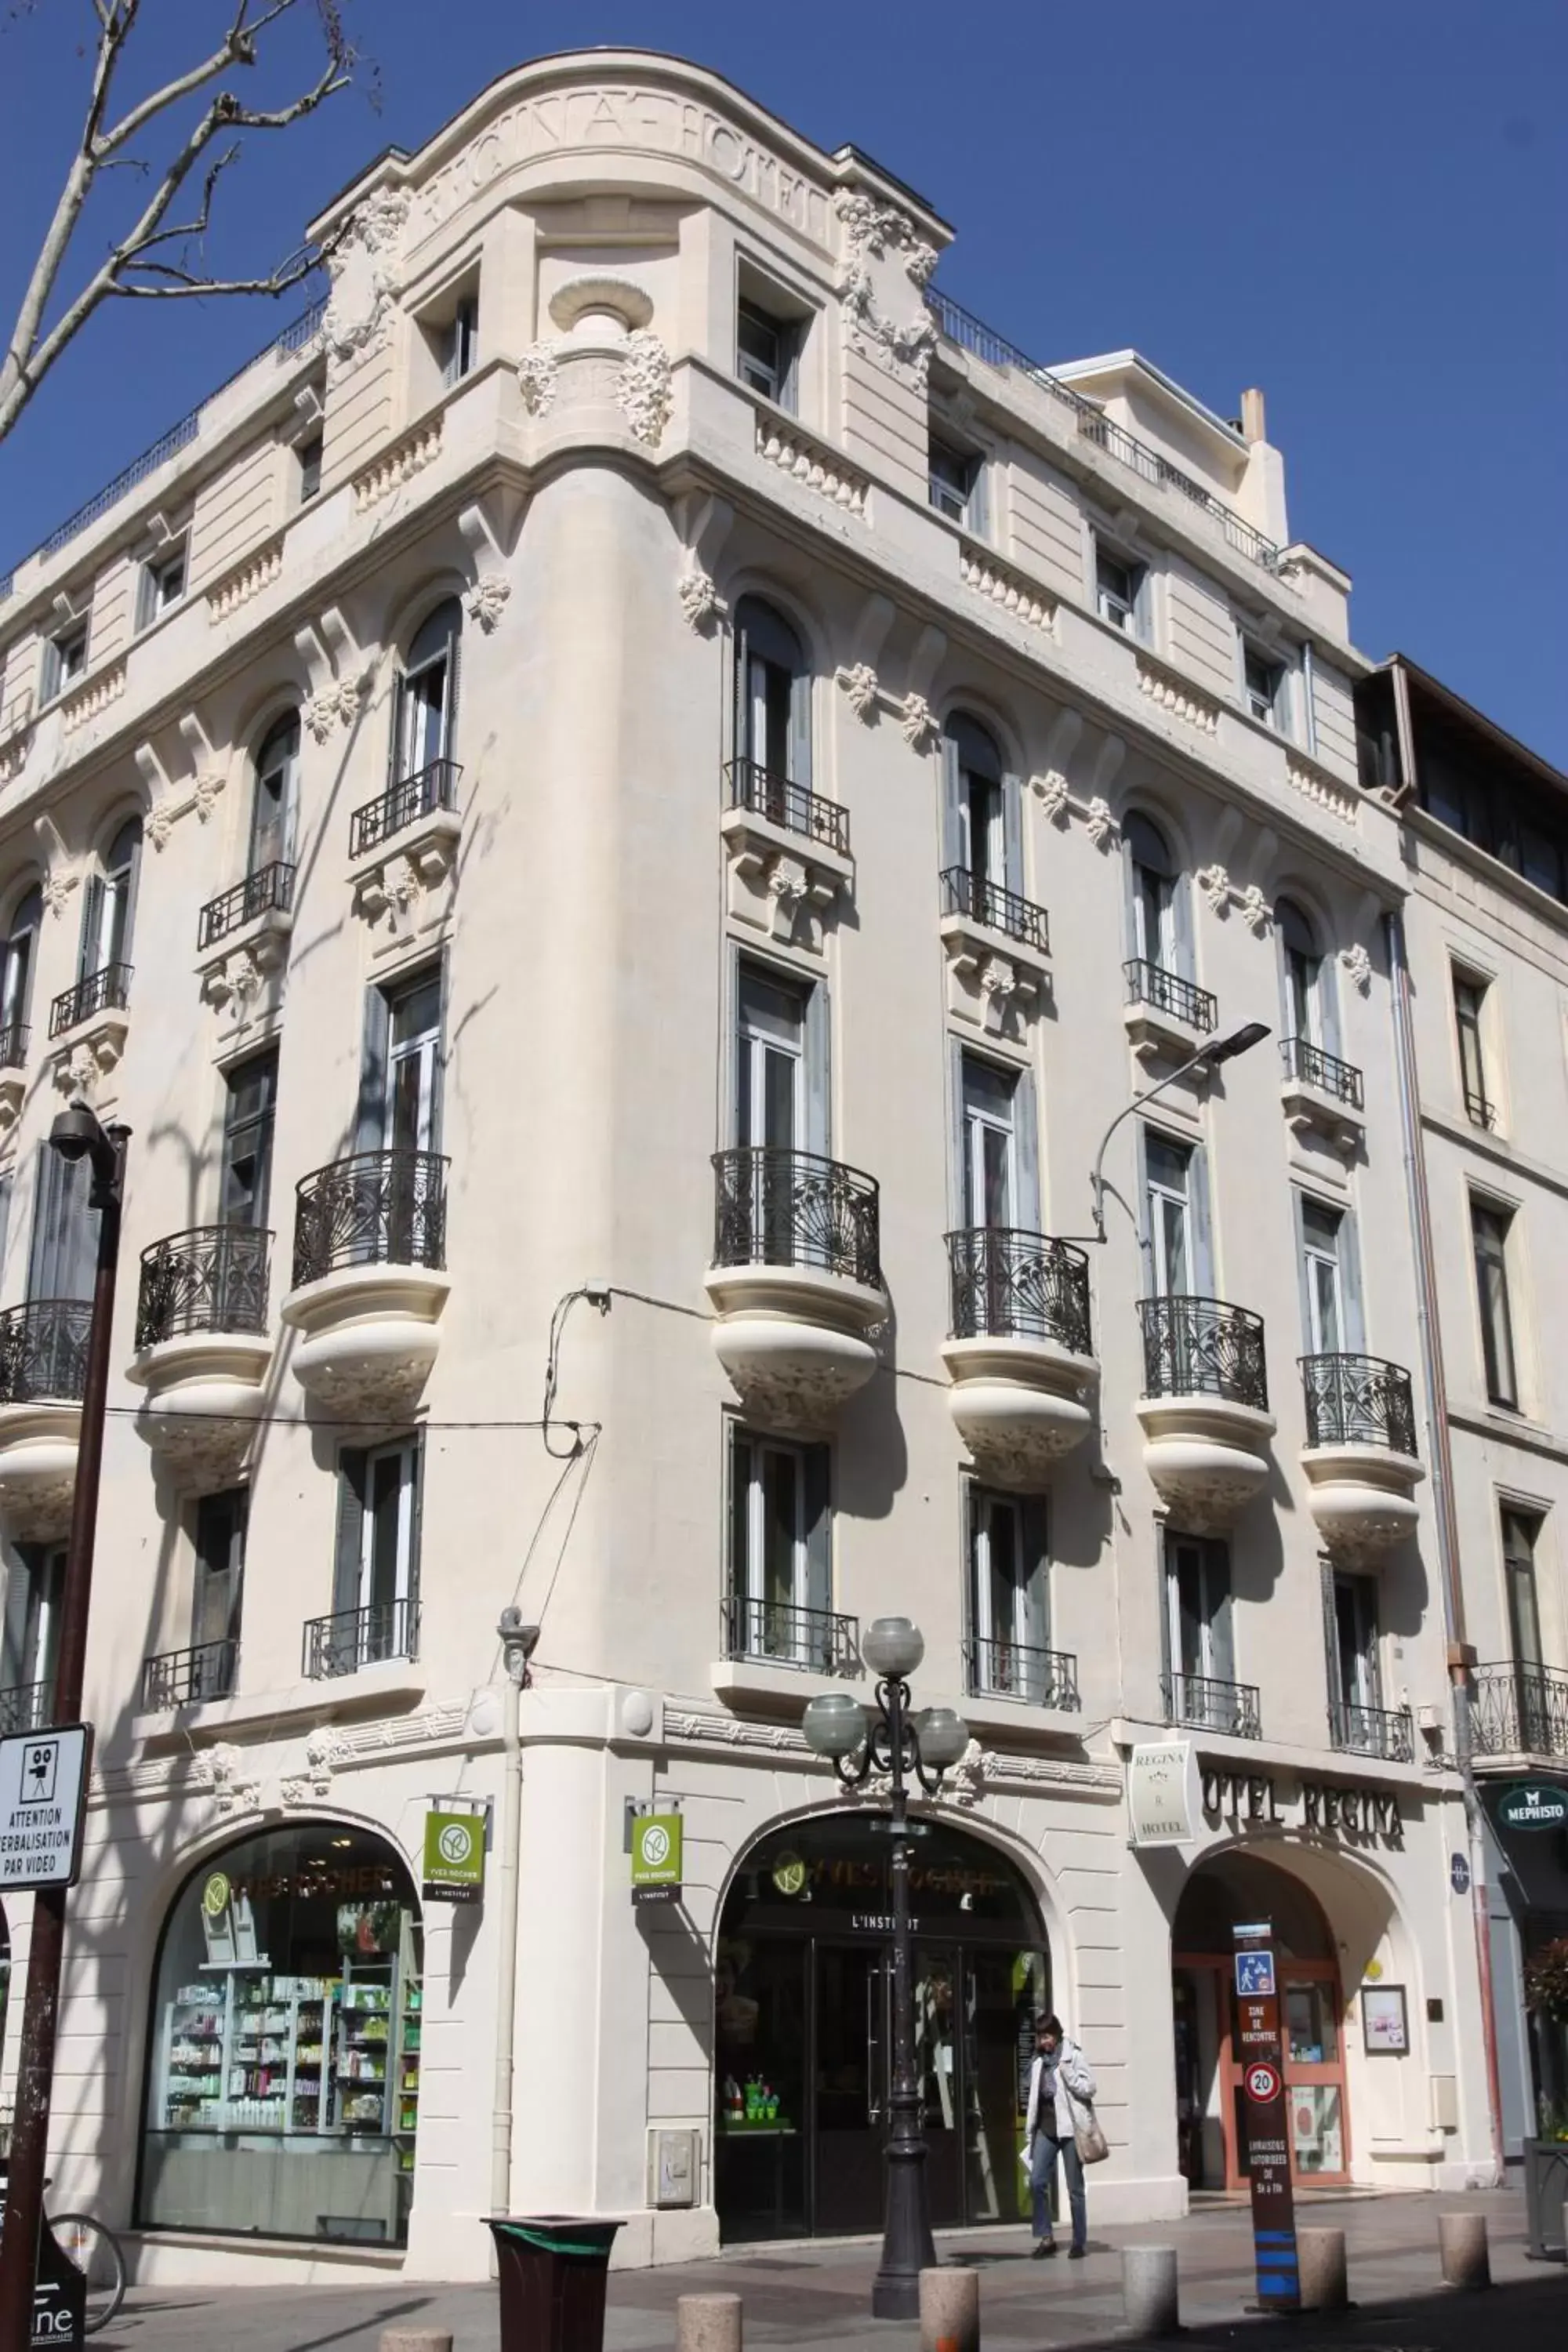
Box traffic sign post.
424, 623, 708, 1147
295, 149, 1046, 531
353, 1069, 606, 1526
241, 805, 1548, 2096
1232, 1921, 1300, 2310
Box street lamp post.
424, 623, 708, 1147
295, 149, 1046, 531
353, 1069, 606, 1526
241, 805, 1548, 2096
0, 1104, 129, 2352
803, 1617, 969, 2321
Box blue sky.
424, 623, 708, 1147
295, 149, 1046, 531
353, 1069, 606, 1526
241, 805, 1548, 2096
2, 0, 1563, 760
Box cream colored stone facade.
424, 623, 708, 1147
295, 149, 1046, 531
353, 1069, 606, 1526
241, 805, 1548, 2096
0, 52, 1499, 2286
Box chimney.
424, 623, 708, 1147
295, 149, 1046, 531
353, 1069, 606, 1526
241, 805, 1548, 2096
1240, 387, 1267, 444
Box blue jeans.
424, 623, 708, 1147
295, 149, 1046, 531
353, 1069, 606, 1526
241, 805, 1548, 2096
1030, 2131, 1087, 2249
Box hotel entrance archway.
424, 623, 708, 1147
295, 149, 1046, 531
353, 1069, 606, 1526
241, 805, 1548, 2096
1172, 1851, 1348, 2191
714, 1813, 1050, 2242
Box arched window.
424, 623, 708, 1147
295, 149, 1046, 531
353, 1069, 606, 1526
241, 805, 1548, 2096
734, 597, 810, 785
249, 713, 299, 877
1278, 898, 1326, 1046
942, 713, 1009, 895
1126, 811, 1178, 972
393, 598, 462, 781
0, 884, 42, 1043
81, 815, 142, 980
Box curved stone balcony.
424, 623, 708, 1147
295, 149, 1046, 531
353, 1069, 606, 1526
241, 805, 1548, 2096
0, 1299, 89, 1540
704, 1147, 885, 1431
941, 1228, 1098, 1486
1136, 1294, 1275, 1532
281, 1149, 451, 1417
1299, 1352, 1424, 1561
127, 1225, 273, 1483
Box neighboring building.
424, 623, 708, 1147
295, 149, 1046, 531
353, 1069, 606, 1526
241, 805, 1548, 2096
1357, 655, 1568, 2162
0, 51, 1494, 2286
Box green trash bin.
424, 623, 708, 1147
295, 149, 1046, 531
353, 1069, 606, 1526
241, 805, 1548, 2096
488, 2216, 623, 2352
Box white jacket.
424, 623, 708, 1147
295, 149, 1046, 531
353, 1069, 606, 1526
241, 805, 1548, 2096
1026, 2036, 1098, 2142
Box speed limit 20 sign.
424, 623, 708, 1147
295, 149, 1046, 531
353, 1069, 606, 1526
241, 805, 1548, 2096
1245, 2060, 1282, 2103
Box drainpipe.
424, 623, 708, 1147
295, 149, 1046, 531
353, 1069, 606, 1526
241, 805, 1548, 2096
1385, 907, 1505, 2181
491, 1610, 537, 2218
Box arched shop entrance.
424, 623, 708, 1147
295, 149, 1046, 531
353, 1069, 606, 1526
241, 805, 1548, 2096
1173, 1853, 1348, 2191
137, 1823, 423, 2246
714, 1813, 1049, 2243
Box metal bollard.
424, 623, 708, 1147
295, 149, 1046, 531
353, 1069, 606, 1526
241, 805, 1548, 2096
1439, 2212, 1490, 2289
1298, 2228, 1348, 2312
676, 2292, 743, 2352
379, 2334, 454, 2352
1123, 2245, 1179, 2338
920, 2265, 979, 2352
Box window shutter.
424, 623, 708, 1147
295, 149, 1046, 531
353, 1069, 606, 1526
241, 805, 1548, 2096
0, 1172, 12, 1298
332, 1448, 368, 1617
118, 829, 143, 967
804, 979, 831, 1157
941, 730, 964, 870
430, 953, 450, 1162
354, 985, 391, 1155
28, 1143, 93, 1301
1014, 1068, 1042, 1234
1156, 1530, 1174, 1698
803, 1443, 832, 1620
1133, 1120, 1154, 1290
1291, 1189, 1316, 1352
1206, 1540, 1235, 1683
731, 613, 750, 768
1121, 836, 1142, 967
1002, 771, 1024, 900
948, 1039, 968, 1231
779, 322, 800, 416
1338, 1208, 1367, 1353
1, 1551, 30, 1690
1189, 1141, 1215, 1297
1319, 956, 1343, 1059
78, 875, 105, 982
1172, 869, 1196, 982
1022, 1495, 1050, 1651
389, 671, 408, 782
406, 1438, 425, 1621
789, 662, 812, 786
1321, 1560, 1342, 1719
443, 615, 463, 765
728, 1427, 751, 1604
966, 459, 990, 542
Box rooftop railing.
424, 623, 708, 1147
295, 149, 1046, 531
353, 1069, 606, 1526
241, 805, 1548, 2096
925, 287, 1282, 572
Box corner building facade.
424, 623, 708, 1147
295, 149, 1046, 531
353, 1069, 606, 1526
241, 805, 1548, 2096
0, 52, 1496, 2284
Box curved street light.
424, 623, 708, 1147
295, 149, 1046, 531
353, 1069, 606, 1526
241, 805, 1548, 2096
803, 1617, 969, 2319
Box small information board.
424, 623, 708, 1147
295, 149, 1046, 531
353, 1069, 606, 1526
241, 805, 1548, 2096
0, 1724, 92, 1893
1232, 1919, 1299, 2311
422, 1808, 487, 1904
31, 2213, 86, 2347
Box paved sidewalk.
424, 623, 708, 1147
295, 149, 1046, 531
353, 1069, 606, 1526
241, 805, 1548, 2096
100, 2190, 1563, 2352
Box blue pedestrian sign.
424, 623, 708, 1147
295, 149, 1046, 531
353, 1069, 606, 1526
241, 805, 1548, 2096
1235, 1948, 1276, 1998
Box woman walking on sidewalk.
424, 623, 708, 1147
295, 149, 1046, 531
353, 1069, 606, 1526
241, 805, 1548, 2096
1026, 2013, 1097, 2259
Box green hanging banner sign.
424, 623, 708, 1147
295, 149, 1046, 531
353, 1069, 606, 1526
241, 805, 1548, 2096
423, 1809, 487, 1904
631, 1813, 683, 1906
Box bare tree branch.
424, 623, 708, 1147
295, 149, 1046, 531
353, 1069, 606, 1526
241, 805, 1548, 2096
0, 0, 358, 445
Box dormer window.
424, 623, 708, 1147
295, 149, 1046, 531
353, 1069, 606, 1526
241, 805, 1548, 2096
136, 539, 187, 632
42, 619, 88, 702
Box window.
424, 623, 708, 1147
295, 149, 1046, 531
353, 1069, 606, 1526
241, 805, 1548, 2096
297, 435, 323, 503
392, 600, 461, 781
1326, 1570, 1382, 1744
1126, 811, 1178, 973
959, 1057, 1016, 1230
734, 597, 810, 784
1143, 1133, 1192, 1298
1453, 973, 1494, 1128
80, 814, 142, 981
1, 1541, 64, 1722
1096, 544, 1145, 636
1164, 1534, 1236, 1711
42, 619, 88, 702
136, 539, 187, 632
727, 1425, 830, 1664
330, 1436, 422, 1666
1502, 1509, 1543, 1668
441, 294, 479, 387
191, 1489, 245, 1697
942, 713, 1013, 898
1299, 1200, 1345, 1356
736, 964, 805, 1158
967, 1485, 1051, 1700
1241, 638, 1287, 731
249, 713, 299, 877
0, 884, 42, 1044
222, 1051, 278, 1229
1279, 899, 1323, 1046
1471, 1200, 1519, 1409
736, 296, 798, 409
928, 434, 985, 532
27, 1140, 95, 1302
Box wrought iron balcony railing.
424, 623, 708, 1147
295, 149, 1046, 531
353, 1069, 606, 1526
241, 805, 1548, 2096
141, 1639, 239, 1711
291, 1149, 448, 1288
136, 1225, 272, 1349
0, 1022, 27, 1071
1465, 1087, 1497, 1131
711, 1147, 881, 1288
348, 757, 460, 859
1471, 1661, 1568, 1759
49, 961, 131, 1038
939, 865, 1049, 954
197, 860, 296, 951
0, 1681, 53, 1736
721, 1594, 861, 1677
1301, 1353, 1417, 1455
726, 759, 850, 858
1166, 1671, 1262, 1740
1329, 1699, 1415, 1763
303, 1598, 419, 1680
1123, 958, 1218, 1035
0, 1299, 92, 1404
1140, 1294, 1269, 1412
1280, 1035, 1364, 1110
946, 1228, 1092, 1357
967, 1634, 1080, 1711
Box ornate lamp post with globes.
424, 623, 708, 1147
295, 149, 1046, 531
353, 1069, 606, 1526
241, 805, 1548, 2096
802, 1616, 970, 2319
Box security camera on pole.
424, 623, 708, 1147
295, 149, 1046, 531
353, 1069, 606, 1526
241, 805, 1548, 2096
0, 1105, 129, 2352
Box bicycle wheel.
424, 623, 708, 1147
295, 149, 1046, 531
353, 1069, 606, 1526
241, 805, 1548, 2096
51, 2212, 126, 2335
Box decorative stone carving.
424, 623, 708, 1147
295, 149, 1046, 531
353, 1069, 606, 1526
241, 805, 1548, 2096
303, 670, 372, 743
466, 573, 512, 633
1287, 753, 1359, 827
835, 188, 941, 388
1238, 884, 1271, 935
207, 1743, 263, 1817
1341, 942, 1373, 994
283, 1265, 452, 1421
960, 547, 1055, 633
1032, 771, 1070, 825
899, 693, 939, 751
517, 341, 561, 416
280, 1730, 352, 1809
0, 726, 31, 784
1085, 797, 1116, 848
755, 413, 869, 514
207, 534, 285, 623
942, 1740, 987, 1809
42, 870, 77, 920
1197, 864, 1232, 913
147, 769, 225, 851
722, 803, 852, 956
616, 329, 673, 446
321, 187, 410, 376
838, 662, 879, 719
49, 1018, 127, 1102
677, 566, 722, 631
352, 416, 444, 511
59, 662, 126, 735
1136, 652, 1221, 735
